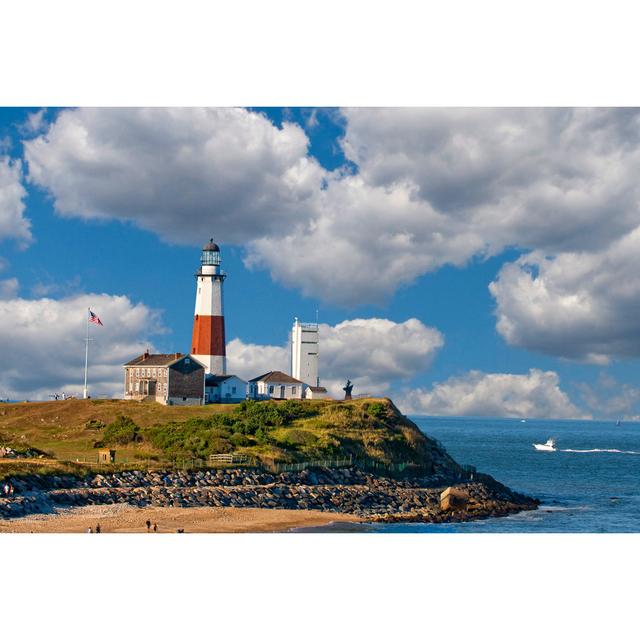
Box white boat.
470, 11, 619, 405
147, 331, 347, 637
533, 438, 556, 452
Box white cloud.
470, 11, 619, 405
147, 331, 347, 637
24, 105, 640, 354
0, 277, 18, 299
251, 107, 640, 304
24, 107, 324, 245
489, 226, 640, 363
575, 372, 640, 419
399, 369, 588, 419
0, 156, 31, 246
226, 338, 289, 382
227, 317, 444, 396
0, 293, 164, 400
20, 109, 48, 136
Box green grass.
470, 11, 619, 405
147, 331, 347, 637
0, 397, 455, 479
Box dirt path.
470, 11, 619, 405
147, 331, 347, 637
0, 504, 359, 533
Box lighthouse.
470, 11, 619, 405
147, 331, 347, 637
191, 238, 226, 375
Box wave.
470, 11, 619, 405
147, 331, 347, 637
560, 448, 640, 455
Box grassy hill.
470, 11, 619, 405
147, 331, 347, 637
0, 397, 460, 479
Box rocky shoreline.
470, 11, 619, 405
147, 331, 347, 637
0, 466, 538, 526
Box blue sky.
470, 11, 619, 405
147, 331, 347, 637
1, 107, 639, 419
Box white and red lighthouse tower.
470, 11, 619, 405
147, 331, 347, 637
191, 239, 226, 375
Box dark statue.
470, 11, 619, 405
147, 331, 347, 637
343, 379, 353, 400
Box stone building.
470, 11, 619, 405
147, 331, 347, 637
123, 351, 205, 405
248, 371, 308, 400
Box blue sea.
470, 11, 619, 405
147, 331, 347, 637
306, 416, 640, 533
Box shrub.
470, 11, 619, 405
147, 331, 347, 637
229, 433, 251, 447
85, 419, 106, 430
278, 429, 318, 447
103, 416, 140, 445
209, 437, 233, 454
367, 403, 387, 418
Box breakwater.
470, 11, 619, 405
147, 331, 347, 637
0, 466, 537, 524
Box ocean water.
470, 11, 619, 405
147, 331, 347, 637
308, 416, 640, 533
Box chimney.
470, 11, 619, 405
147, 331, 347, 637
175, 352, 182, 359
142, 349, 149, 361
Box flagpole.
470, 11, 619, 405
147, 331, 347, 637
83, 308, 90, 399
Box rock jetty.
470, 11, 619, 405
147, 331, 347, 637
0, 466, 538, 525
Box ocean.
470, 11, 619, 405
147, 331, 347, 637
308, 416, 640, 533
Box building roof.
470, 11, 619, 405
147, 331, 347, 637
249, 371, 304, 384
203, 238, 220, 252
124, 352, 185, 367
205, 374, 246, 386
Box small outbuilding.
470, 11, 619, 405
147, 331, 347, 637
305, 385, 328, 399
98, 448, 116, 464
205, 374, 247, 403
248, 371, 308, 400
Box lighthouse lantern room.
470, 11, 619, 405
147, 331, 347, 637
191, 238, 227, 375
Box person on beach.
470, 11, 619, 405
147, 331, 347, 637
153, 522, 157, 532
96, 523, 101, 534
87, 527, 92, 533
9, 483, 14, 495
2, 483, 8, 496
146, 519, 151, 532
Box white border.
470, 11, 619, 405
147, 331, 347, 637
2, 1, 640, 106
1, 1, 639, 637
1, 533, 638, 639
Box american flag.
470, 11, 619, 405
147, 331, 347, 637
88, 309, 103, 326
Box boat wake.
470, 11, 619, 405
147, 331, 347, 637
560, 448, 640, 455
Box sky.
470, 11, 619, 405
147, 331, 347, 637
1, 106, 640, 420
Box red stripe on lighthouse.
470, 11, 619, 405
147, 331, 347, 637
191, 315, 226, 356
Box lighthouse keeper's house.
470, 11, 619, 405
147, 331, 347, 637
124, 351, 205, 405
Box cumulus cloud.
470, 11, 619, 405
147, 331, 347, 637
0, 156, 31, 246
24, 107, 324, 245
25, 108, 640, 306
227, 317, 444, 396
226, 338, 289, 381
251, 108, 640, 304
23, 105, 640, 361
399, 369, 588, 419
575, 372, 640, 420
0, 293, 164, 400
20, 109, 48, 136
489, 226, 640, 363
0, 277, 18, 299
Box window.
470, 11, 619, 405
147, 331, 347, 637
269, 385, 274, 394
185, 358, 190, 364
291, 386, 297, 394
135, 381, 139, 393
146, 368, 150, 377
152, 368, 157, 377
231, 386, 236, 394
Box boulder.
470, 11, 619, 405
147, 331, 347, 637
439, 486, 469, 511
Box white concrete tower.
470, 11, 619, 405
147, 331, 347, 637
291, 318, 319, 386
191, 239, 226, 375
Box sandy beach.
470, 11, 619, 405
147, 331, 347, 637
0, 504, 359, 533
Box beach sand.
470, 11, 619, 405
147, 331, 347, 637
0, 504, 359, 533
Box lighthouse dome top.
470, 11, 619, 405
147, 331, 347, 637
203, 238, 220, 252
